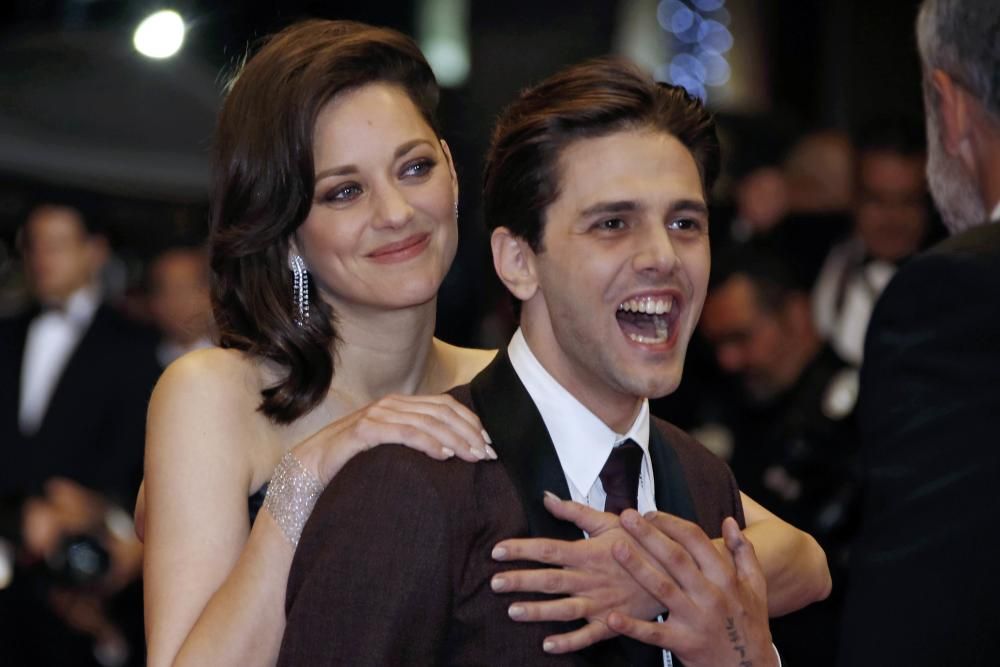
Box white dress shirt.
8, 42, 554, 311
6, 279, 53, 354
19, 286, 100, 435
508, 328, 656, 513
812, 237, 895, 366
508, 329, 674, 666
991, 200, 1000, 222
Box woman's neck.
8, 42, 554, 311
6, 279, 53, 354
326, 299, 440, 410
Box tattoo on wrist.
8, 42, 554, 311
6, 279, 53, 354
725, 617, 754, 667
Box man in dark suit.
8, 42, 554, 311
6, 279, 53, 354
837, 1, 1000, 665
0, 196, 160, 666
277, 60, 775, 666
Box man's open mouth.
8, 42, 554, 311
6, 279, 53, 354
616, 296, 677, 345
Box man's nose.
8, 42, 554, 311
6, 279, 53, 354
632, 223, 678, 275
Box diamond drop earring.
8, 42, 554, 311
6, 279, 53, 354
289, 254, 309, 327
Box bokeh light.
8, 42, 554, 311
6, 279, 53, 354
133, 10, 185, 60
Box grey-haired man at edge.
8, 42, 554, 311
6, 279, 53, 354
837, 1, 1000, 665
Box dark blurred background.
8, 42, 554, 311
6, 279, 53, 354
0, 0, 926, 344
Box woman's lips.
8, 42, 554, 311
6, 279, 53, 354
367, 233, 431, 263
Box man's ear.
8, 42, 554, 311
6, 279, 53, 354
490, 227, 538, 302
931, 69, 970, 158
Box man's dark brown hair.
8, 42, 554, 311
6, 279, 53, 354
483, 56, 720, 251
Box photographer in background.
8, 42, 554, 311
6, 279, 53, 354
0, 193, 160, 666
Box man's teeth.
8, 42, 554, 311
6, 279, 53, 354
617, 297, 673, 315
627, 316, 669, 345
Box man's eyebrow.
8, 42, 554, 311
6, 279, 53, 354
669, 199, 710, 216
578, 198, 709, 217
579, 200, 640, 217
314, 139, 434, 182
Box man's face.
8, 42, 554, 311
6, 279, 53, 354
519, 129, 711, 430
700, 275, 798, 403
148, 250, 212, 345
855, 150, 929, 262
22, 206, 104, 305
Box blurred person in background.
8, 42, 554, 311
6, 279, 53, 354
769, 129, 857, 289
812, 117, 934, 366
838, 0, 1000, 663
146, 246, 213, 368
699, 246, 860, 667
710, 114, 794, 251
783, 130, 856, 216
0, 193, 159, 666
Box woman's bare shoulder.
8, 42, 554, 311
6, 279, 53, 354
156, 347, 261, 404
148, 348, 272, 459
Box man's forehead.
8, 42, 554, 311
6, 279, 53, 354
552, 128, 705, 211
26, 205, 87, 238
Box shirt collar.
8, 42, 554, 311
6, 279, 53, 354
39, 285, 100, 327
507, 328, 650, 499
990, 200, 1000, 222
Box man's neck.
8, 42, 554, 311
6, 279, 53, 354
513, 327, 644, 434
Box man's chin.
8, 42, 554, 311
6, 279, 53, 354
620, 368, 682, 401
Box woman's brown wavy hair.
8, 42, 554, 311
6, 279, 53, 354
210, 20, 442, 424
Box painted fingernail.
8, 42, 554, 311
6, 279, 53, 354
491, 546, 508, 560
543, 640, 556, 653
441, 447, 455, 458
491, 576, 507, 592
485, 445, 498, 460
472, 448, 487, 460
543, 490, 561, 502
481, 429, 493, 444
508, 604, 525, 619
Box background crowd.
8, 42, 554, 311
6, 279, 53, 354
0, 0, 975, 665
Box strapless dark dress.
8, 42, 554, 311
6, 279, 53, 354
248, 483, 268, 523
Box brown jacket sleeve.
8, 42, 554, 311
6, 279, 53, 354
279, 445, 455, 666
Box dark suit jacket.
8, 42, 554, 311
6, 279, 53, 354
838, 222, 1000, 666
0, 304, 161, 506
279, 352, 744, 666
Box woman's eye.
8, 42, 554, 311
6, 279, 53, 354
325, 183, 362, 202
401, 158, 435, 178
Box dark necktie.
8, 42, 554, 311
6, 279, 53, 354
598, 440, 665, 666
599, 439, 643, 515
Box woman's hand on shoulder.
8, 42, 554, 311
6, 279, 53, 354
296, 393, 496, 486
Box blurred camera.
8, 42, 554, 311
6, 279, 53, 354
0, 495, 110, 588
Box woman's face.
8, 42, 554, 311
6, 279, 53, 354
295, 82, 458, 314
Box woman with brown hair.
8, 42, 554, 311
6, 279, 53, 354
142, 20, 495, 666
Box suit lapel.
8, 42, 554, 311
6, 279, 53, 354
649, 423, 698, 523
471, 351, 635, 666
470, 351, 580, 542
35, 305, 105, 438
